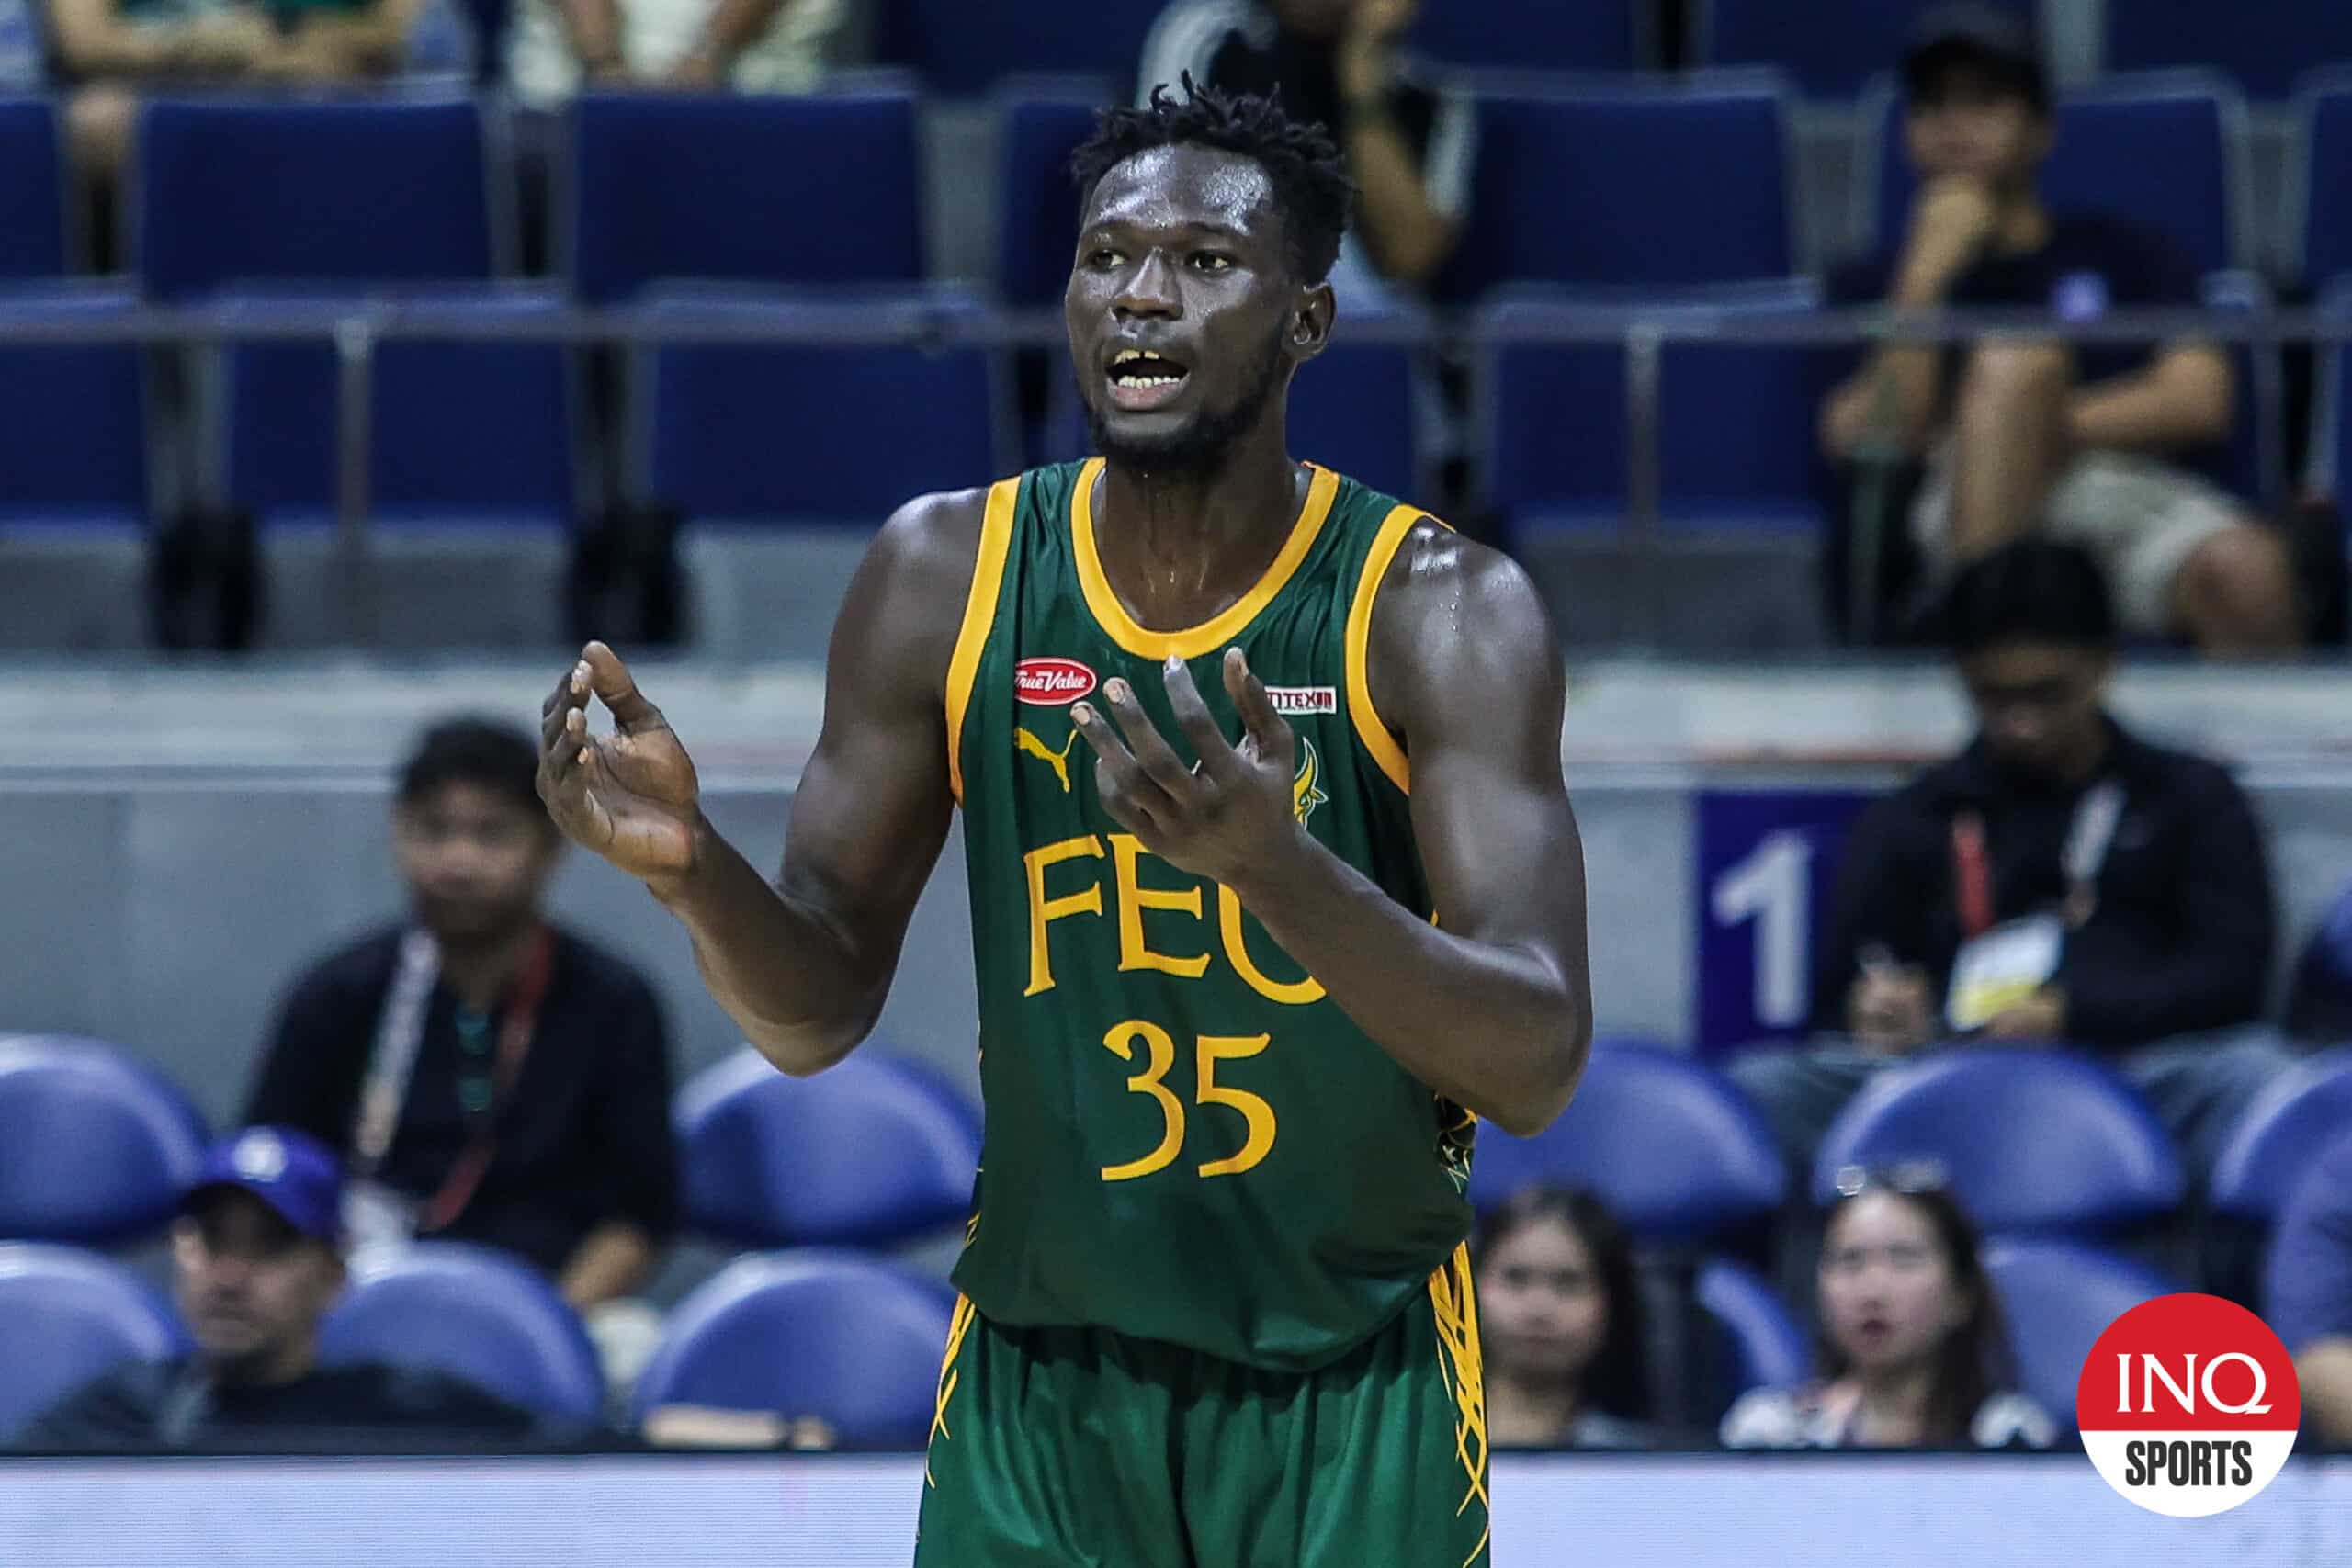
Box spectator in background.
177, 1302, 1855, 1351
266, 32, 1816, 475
16, 1127, 562, 1450
1732, 539, 2291, 1181
51, 0, 425, 243
2266, 1128, 2352, 1449
1723, 1174, 2054, 1450
1475, 1185, 1659, 1450
244, 716, 678, 1331
1818, 4, 2298, 656
1136, 0, 1474, 298
505, 0, 838, 104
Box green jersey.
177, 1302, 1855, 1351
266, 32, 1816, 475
942, 457, 1476, 1372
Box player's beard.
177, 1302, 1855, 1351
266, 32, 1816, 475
1082, 326, 1287, 479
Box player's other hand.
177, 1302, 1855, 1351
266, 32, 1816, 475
1072, 646, 1310, 892
537, 640, 703, 884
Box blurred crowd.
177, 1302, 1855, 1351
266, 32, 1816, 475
5, 0, 2352, 1476
9, 531, 2352, 1453
1, 0, 2347, 655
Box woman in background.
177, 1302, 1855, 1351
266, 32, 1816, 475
1722, 1174, 2054, 1449
1476, 1184, 1660, 1449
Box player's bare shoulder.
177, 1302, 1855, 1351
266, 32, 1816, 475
1365, 516, 1562, 739
835, 486, 1001, 704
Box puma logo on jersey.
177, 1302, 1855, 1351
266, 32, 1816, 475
1293, 736, 1329, 826
1016, 726, 1080, 793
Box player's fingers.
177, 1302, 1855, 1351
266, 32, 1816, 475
1101, 675, 1197, 802
1224, 648, 1291, 767
1162, 655, 1239, 780
1073, 702, 1175, 831
582, 640, 665, 733
540, 660, 588, 752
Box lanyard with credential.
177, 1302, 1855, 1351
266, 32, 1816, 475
351, 926, 554, 1229
1949, 780, 2126, 939
422, 928, 554, 1234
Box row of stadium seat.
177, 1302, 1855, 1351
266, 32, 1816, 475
5, 74, 2352, 303
0, 1228, 2193, 1446
6, 275, 2342, 649
0, 1237, 961, 1444
7, 1031, 2346, 1258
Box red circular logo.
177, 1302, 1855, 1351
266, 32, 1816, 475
1013, 657, 1099, 706
2075, 1292, 2300, 1517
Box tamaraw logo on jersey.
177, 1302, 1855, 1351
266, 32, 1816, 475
1266, 684, 1338, 716
2075, 1292, 2301, 1517
1291, 737, 1328, 827
1013, 657, 1099, 706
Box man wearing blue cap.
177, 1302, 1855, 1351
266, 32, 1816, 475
16, 1127, 551, 1450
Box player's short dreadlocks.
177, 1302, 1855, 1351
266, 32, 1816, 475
1071, 73, 1357, 286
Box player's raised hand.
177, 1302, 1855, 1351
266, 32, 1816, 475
1072, 646, 1306, 888
537, 640, 703, 883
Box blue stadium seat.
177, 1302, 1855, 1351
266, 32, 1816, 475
204, 287, 578, 648
1469, 1039, 1785, 1243
566, 91, 923, 303
1479, 281, 1826, 538
0, 1035, 209, 1245
2314, 281, 2352, 499
2199, 272, 2286, 511
1811, 1049, 2187, 1235
629, 1249, 956, 1447
0, 97, 66, 276
1860, 73, 2252, 276
1695, 1257, 1811, 1404
0, 1243, 188, 1441
875, 0, 1159, 96
1408, 0, 1642, 71
2209, 1047, 2352, 1224
675, 1047, 981, 1249
2295, 72, 2352, 290
632, 288, 1007, 657
2104, 0, 2351, 102
995, 81, 1107, 308
318, 1242, 605, 1422
634, 288, 1004, 521
0, 287, 153, 648
1442, 79, 1798, 299
1292, 319, 1428, 503
133, 96, 503, 301
1981, 1240, 2181, 1422
213, 287, 578, 531
1694, 0, 1944, 100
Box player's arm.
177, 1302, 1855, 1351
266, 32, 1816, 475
540, 491, 981, 1076
1074, 525, 1591, 1136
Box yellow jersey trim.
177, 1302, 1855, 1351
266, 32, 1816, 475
1427, 1240, 1491, 1566
945, 478, 1021, 806
1344, 502, 1435, 796
1069, 457, 1340, 660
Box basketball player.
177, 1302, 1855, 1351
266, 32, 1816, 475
539, 78, 1590, 1567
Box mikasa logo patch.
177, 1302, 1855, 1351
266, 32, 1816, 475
1266, 686, 1337, 716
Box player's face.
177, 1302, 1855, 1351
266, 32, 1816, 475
1906, 65, 2051, 194
1958, 640, 2111, 784
392, 781, 559, 944
1476, 1214, 1610, 1385
173, 1192, 343, 1371
1817, 1191, 1971, 1376
1067, 144, 1329, 475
